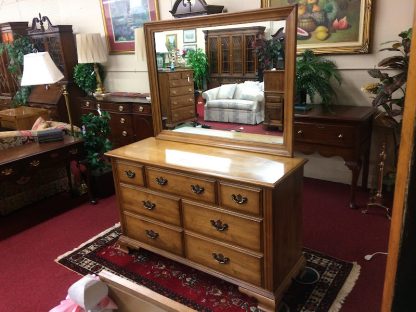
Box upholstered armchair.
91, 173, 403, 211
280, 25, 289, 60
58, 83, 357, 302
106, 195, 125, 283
0, 120, 80, 215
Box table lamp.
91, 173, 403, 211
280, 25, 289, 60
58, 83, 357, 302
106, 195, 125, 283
20, 51, 74, 136
76, 33, 108, 98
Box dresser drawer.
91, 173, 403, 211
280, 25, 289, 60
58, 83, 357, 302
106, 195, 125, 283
96, 102, 132, 113
219, 182, 262, 216
119, 185, 181, 226
167, 72, 182, 80
81, 100, 96, 109
185, 234, 262, 286
169, 79, 193, 88
171, 106, 195, 123
115, 161, 144, 186
124, 213, 183, 256
132, 104, 151, 114
182, 201, 262, 251
265, 94, 283, 104
146, 167, 216, 204
170, 94, 194, 109
181, 71, 193, 79
294, 122, 355, 147
170, 86, 194, 97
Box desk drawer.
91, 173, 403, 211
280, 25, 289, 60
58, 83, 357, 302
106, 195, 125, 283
124, 213, 183, 256
294, 123, 355, 147
119, 185, 181, 226
182, 201, 262, 252
185, 234, 262, 286
170, 86, 194, 97
219, 182, 262, 216
170, 95, 194, 109
116, 162, 144, 186
146, 167, 216, 204
171, 106, 195, 123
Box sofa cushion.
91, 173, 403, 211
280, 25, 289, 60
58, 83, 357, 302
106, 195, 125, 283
206, 99, 256, 111
217, 84, 237, 99
234, 83, 246, 100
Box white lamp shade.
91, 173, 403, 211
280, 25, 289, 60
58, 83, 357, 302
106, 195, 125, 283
21, 52, 64, 86
76, 33, 108, 64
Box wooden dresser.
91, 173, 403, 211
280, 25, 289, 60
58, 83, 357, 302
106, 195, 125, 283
106, 138, 306, 311
263, 70, 285, 130
80, 96, 153, 149
294, 105, 374, 208
157, 69, 195, 128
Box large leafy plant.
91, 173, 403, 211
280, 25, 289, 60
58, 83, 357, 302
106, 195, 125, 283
0, 35, 33, 106
73, 63, 105, 95
362, 28, 412, 127
81, 111, 112, 172
253, 34, 284, 70
185, 48, 208, 91
296, 49, 341, 107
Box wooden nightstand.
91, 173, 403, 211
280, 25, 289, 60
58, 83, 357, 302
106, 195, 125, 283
294, 105, 375, 208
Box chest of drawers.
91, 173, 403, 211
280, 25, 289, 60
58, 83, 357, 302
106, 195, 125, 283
80, 96, 153, 149
106, 137, 306, 311
158, 69, 195, 128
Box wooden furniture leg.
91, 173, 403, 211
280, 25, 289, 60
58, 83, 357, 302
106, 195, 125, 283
346, 160, 362, 209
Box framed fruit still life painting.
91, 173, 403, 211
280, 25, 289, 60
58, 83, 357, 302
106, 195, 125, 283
100, 0, 160, 54
261, 0, 372, 54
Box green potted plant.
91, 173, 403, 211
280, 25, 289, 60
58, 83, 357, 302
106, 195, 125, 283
295, 49, 341, 109
80, 111, 114, 199
73, 63, 105, 95
185, 48, 208, 92
0, 35, 33, 106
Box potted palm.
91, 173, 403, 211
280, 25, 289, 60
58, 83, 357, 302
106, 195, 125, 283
81, 111, 114, 200
185, 48, 208, 92
295, 49, 341, 110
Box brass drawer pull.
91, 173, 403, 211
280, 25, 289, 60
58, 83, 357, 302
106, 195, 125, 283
139, 106, 144, 112
297, 130, 303, 135
69, 148, 78, 155
85, 101, 90, 107
191, 184, 204, 194
145, 229, 159, 239
210, 220, 228, 232
231, 194, 248, 205
125, 170, 135, 179
122, 131, 128, 136
188, 88, 192, 92
212, 253, 229, 264
97, 104, 101, 109
30, 160, 40, 167
172, 90, 177, 95
155, 176, 168, 185
1, 168, 13, 176
338, 133, 344, 139
120, 118, 125, 124
119, 105, 124, 112
142, 200, 156, 210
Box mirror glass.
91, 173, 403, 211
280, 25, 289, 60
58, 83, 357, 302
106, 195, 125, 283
144, 7, 297, 156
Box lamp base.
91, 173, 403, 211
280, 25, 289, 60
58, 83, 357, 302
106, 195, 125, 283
93, 92, 111, 100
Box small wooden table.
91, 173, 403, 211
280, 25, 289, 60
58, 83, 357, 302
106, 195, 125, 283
0, 106, 49, 130
294, 105, 375, 208
0, 136, 90, 198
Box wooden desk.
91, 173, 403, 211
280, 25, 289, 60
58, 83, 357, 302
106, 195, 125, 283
294, 105, 374, 208
0, 136, 86, 195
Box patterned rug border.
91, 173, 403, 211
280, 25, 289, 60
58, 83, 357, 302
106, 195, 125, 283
55, 225, 361, 312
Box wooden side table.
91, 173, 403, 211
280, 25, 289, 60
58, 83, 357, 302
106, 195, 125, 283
294, 105, 375, 208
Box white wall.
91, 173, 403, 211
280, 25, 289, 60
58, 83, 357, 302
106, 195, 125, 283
0, 0, 413, 185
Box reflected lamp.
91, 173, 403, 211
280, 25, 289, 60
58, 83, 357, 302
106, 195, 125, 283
21, 51, 74, 135
76, 33, 108, 97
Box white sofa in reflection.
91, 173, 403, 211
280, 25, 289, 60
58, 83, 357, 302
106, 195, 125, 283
202, 81, 264, 125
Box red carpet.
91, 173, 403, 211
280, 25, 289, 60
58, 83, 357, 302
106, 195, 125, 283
0, 178, 389, 312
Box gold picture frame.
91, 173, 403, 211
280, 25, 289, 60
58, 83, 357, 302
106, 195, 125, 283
100, 0, 160, 54
261, 0, 372, 54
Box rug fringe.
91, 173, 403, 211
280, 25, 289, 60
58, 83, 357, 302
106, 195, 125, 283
328, 261, 361, 312
54, 223, 120, 262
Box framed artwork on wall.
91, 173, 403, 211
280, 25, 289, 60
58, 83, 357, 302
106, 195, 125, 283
166, 34, 177, 51
183, 29, 197, 43
183, 44, 197, 52
261, 0, 372, 54
100, 0, 159, 54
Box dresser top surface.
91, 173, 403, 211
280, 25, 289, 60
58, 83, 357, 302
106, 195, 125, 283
106, 137, 306, 187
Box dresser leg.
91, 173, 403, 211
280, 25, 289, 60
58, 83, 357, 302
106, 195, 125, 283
346, 160, 362, 209
116, 239, 130, 254
238, 287, 276, 312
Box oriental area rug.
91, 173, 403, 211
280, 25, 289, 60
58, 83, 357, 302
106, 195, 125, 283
56, 224, 360, 312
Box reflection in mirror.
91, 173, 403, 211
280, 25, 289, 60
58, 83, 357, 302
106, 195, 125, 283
145, 7, 297, 156
154, 21, 286, 145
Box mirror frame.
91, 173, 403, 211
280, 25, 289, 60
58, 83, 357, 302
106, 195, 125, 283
144, 6, 297, 157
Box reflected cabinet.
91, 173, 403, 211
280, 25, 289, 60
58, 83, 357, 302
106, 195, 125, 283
204, 26, 265, 89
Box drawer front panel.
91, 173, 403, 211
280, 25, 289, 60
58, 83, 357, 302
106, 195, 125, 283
181, 71, 193, 79
219, 182, 262, 216
124, 214, 183, 256
97, 102, 132, 113
116, 162, 144, 186
119, 185, 181, 226
170, 86, 194, 97
183, 201, 262, 251
169, 79, 193, 88
265, 94, 283, 104
171, 106, 195, 123
146, 167, 215, 204
132, 104, 151, 114
294, 123, 354, 147
81, 100, 96, 109
170, 94, 195, 109
185, 234, 262, 286
167, 72, 182, 80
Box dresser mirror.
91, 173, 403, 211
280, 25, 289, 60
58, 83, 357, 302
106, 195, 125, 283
144, 6, 297, 156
